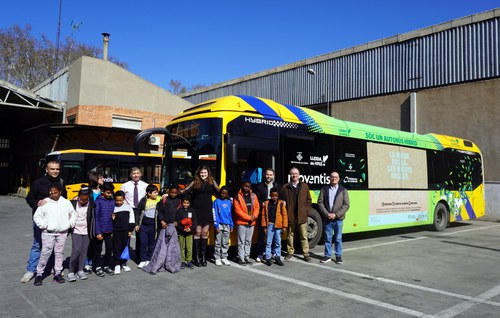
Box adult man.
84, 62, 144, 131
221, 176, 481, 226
317, 171, 350, 264
281, 167, 312, 262
120, 167, 148, 264
21, 160, 67, 283
253, 168, 282, 262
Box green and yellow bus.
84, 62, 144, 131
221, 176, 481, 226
136, 95, 485, 247
43, 149, 162, 200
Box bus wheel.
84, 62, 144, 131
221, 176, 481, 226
433, 203, 449, 232
307, 208, 323, 248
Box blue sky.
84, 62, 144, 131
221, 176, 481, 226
2, 1, 499, 90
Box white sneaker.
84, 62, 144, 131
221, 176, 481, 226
20, 271, 35, 283
256, 256, 262, 263
144, 261, 150, 266
121, 265, 131, 272
215, 259, 222, 266
67, 273, 77, 282
221, 258, 231, 266
76, 271, 88, 280
114, 265, 121, 275
137, 262, 146, 269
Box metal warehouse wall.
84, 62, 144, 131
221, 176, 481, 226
183, 10, 500, 107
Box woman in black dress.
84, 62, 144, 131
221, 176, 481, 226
182, 166, 219, 266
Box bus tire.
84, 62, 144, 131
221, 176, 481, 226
307, 208, 323, 248
433, 203, 449, 232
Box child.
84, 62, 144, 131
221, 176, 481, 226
93, 182, 115, 277
261, 187, 288, 266
212, 186, 233, 266
158, 185, 181, 229
233, 180, 260, 266
112, 190, 135, 275
136, 184, 161, 268
33, 183, 76, 286
67, 187, 91, 282
176, 195, 197, 269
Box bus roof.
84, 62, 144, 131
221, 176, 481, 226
172, 95, 481, 154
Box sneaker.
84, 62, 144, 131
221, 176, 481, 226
33, 275, 43, 286
256, 256, 262, 263
304, 255, 312, 263
180, 262, 186, 270
144, 261, 150, 267
76, 271, 88, 280
187, 262, 194, 269
215, 259, 222, 266
335, 256, 343, 264
238, 259, 247, 266
83, 266, 93, 275
275, 258, 285, 266
266, 258, 272, 266
53, 274, 65, 284
67, 273, 77, 282
245, 257, 253, 265
121, 265, 131, 272
137, 261, 146, 269
95, 267, 105, 277
320, 257, 332, 263
103, 267, 114, 276
21, 271, 35, 283
285, 254, 293, 260
221, 259, 231, 266
114, 265, 121, 275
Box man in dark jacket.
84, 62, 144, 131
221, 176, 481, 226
281, 167, 312, 262
253, 168, 282, 262
317, 171, 350, 264
21, 160, 67, 283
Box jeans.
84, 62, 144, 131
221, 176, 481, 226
93, 233, 113, 269
27, 222, 42, 272
324, 219, 343, 258
265, 224, 282, 260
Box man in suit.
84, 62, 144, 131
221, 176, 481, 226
317, 171, 350, 264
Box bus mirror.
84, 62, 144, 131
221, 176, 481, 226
227, 144, 238, 165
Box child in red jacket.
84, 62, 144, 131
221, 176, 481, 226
233, 180, 260, 266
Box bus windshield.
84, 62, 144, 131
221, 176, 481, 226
163, 118, 222, 189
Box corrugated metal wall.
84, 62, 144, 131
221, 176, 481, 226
185, 17, 500, 106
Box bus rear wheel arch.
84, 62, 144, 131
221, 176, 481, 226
433, 202, 449, 232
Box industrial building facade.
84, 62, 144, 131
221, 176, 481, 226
182, 9, 500, 183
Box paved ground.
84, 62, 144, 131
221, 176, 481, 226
1, 195, 500, 318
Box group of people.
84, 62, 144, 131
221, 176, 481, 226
20, 162, 350, 286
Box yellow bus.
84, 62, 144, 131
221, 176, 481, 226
135, 95, 485, 247
43, 149, 162, 199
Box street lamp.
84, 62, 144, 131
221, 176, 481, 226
307, 68, 330, 116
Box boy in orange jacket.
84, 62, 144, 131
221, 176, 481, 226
233, 180, 260, 266
261, 187, 287, 266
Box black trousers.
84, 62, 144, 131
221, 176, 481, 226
93, 232, 113, 269
113, 231, 129, 266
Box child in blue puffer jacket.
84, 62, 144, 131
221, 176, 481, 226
93, 182, 115, 277
212, 186, 233, 266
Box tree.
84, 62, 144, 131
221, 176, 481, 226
0, 24, 127, 90
167, 79, 206, 95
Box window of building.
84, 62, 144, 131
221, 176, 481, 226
0, 139, 9, 149
112, 116, 142, 130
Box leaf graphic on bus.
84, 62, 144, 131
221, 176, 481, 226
362, 173, 366, 181
339, 159, 345, 165
360, 164, 365, 169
